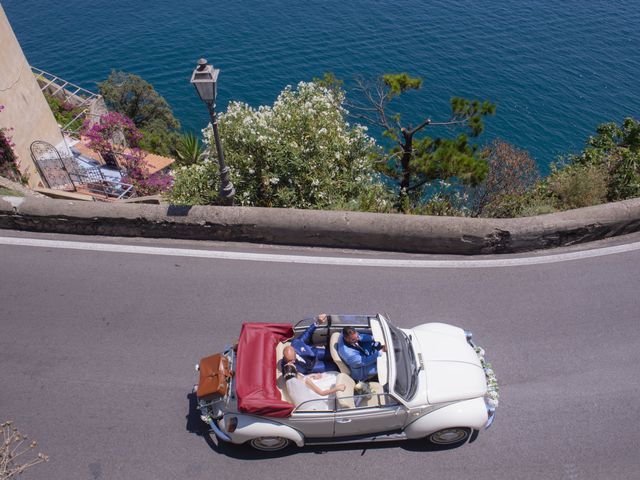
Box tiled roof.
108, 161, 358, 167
74, 138, 175, 174
74, 138, 103, 163
140, 152, 175, 174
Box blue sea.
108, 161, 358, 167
3, 0, 639, 172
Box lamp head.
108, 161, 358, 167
190, 58, 219, 105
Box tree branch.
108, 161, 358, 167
406, 178, 431, 192
350, 75, 396, 135
408, 117, 472, 136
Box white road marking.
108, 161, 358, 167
0, 235, 639, 269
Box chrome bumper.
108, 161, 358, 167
207, 418, 231, 442
485, 405, 496, 429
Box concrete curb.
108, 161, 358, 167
1, 196, 640, 254
0, 176, 45, 197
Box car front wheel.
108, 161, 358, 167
427, 427, 471, 446
248, 436, 291, 452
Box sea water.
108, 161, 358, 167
3, 0, 639, 172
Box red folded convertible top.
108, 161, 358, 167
236, 322, 294, 417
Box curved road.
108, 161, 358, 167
1, 230, 639, 480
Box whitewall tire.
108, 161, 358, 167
248, 436, 291, 452
427, 427, 471, 446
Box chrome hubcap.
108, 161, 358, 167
430, 428, 468, 445
251, 437, 289, 451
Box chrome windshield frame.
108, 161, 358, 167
377, 314, 413, 406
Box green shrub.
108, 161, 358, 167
470, 140, 539, 217
173, 81, 382, 209
170, 160, 221, 205
0, 105, 28, 184
174, 132, 205, 166
606, 149, 640, 201
44, 93, 84, 132
479, 119, 639, 218
545, 163, 609, 210
326, 183, 395, 213
0, 187, 23, 196
138, 120, 180, 158
413, 194, 466, 217
99, 71, 180, 157
481, 193, 532, 218
567, 117, 640, 201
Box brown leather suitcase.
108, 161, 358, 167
197, 353, 231, 398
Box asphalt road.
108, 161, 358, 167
1, 231, 639, 480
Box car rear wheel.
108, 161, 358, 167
427, 427, 471, 446
248, 436, 291, 452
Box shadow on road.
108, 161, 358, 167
185, 392, 208, 436
185, 392, 264, 460
186, 392, 469, 460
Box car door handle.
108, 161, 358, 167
336, 418, 352, 424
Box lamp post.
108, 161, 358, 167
190, 58, 235, 205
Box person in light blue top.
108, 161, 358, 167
337, 326, 386, 382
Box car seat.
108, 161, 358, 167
329, 332, 351, 375
275, 340, 294, 403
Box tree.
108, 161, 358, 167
173, 81, 388, 210
98, 71, 180, 157
566, 117, 640, 201
544, 162, 608, 210
349, 73, 495, 212
470, 140, 539, 217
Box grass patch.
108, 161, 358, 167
0, 187, 24, 196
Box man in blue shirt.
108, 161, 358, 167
337, 326, 386, 382
282, 314, 337, 374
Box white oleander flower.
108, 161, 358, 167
474, 344, 499, 408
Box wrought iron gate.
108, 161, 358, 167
30, 141, 77, 191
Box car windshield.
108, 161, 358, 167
387, 322, 418, 401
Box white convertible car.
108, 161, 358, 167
194, 314, 498, 452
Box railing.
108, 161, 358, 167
31, 66, 98, 103
31, 66, 102, 135
68, 166, 135, 200
31, 140, 136, 201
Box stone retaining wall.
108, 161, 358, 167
2, 196, 640, 254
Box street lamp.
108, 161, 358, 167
190, 58, 235, 205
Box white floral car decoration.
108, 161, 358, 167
475, 346, 500, 408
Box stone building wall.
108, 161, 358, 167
0, 4, 66, 188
